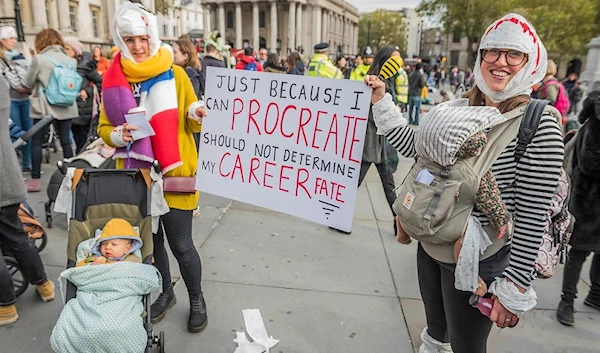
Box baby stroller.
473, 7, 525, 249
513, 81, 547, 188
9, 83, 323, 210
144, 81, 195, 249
62, 163, 164, 353
3, 115, 53, 298
45, 116, 115, 228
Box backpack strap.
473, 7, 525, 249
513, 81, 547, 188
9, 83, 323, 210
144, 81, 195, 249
514, 99, 550, 163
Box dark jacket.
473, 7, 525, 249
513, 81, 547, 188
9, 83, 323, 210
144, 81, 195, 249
185, 66, 205, 99
569, 91, 600, 251
289, 60, 305, 75
408, 70, 426, 97
264, 63, 286, 74
73, 52, 102, 126
201, 54, 226, 76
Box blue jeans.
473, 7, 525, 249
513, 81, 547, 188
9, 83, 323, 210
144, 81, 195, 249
408, 95, 422, 125
10, 100, 32, 169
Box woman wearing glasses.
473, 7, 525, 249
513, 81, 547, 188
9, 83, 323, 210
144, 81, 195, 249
364, 14, 563, 353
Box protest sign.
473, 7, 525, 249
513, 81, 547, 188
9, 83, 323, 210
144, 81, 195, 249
196, 67, 371, 232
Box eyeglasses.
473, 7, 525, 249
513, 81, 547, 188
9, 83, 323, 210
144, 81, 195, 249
480, 49, 528, 66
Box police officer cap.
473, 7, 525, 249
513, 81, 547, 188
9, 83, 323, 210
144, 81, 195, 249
314, 42, 329, 52
362, 46, 374, 58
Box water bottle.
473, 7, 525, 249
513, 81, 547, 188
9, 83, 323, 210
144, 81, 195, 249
469, 294, 493, 317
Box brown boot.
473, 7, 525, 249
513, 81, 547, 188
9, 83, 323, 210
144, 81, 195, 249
0, 304, 19, 326
394, 217, 412, 244
36, 280, 55, 302
25, 178, 41, 192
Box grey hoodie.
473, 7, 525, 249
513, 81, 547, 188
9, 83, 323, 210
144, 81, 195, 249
24, 45, 79, 120
0, 76, 27, 207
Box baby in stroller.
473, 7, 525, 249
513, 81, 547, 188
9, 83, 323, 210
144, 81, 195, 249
50, 165, 166, 353
75, 218, 142, 267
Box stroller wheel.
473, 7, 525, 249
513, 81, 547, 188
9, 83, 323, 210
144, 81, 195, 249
44, 148, 50, 163
45, 201, 53, 229
4, 256, 29, 297
30, 233, 47, 253
158, 331, 165, 353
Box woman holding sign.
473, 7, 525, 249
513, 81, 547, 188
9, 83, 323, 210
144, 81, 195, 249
365, 14, 563, 353
97, 1, 209, 333
356, 46, 403, 238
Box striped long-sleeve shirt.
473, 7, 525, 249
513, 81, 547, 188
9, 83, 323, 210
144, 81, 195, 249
372, 94, 564, 289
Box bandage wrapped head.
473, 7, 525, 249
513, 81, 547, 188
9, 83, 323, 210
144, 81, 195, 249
474, 13, 548, 103
113, 1, 160, 63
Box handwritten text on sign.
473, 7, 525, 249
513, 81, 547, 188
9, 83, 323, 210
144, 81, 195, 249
196, 67, 371, 232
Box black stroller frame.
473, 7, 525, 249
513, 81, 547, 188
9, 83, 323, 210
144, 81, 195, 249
63, 163, 164, 353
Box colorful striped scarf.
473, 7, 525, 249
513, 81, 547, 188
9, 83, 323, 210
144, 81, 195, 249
102, 48, 182, 173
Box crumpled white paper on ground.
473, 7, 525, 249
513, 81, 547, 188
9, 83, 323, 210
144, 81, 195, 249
233, 309, 279, 353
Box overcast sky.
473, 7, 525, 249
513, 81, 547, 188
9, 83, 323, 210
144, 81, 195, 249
347, 0, 422, 13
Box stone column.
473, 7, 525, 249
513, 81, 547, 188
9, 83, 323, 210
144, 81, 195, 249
57, 0, 71, 33
20, 0, 33, 29
31, 0, 48, 30
288, 1, 296, 52
270, 0, 277, 52
252, 2, 259, 50
235, 2, 242, 48
295, 4, 302, 53
354, 23, 358, 53
581, 36, 600, 90
311, 4, 320, 50
203, 4, 211, 40
218, 3, 225, 38
321, 9, 327, 43
47, 0, 59, 29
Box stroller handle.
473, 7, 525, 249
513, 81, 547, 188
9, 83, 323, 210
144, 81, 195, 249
12, 115, 54, 149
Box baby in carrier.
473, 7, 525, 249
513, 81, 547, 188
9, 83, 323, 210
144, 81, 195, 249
76, 218, 142, 267
396, 131, 509, 295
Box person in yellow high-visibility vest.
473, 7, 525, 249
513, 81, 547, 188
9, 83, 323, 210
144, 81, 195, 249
307, 43, 343, 79
395, 67, 409, 111
349, 46, 374, 81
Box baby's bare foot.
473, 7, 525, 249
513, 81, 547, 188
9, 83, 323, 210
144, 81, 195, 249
497, 224, 508, 239
473, 277, 488, 296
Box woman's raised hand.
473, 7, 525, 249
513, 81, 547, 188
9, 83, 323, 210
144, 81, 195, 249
364, 75, 386, 104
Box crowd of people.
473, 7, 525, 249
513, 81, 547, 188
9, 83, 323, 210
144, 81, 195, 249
0, 1, 599, 353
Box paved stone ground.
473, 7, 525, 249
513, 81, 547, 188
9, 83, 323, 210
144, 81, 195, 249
1, 101, 598, 352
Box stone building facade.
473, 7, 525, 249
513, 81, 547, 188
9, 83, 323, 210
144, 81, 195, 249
1, 0, 203, 52
201, 0, 359, 56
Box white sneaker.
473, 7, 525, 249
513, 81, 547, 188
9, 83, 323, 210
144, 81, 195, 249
418, 328, 453, 353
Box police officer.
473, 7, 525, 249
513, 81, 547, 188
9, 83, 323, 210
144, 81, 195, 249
307, 43, 343, 79
350, 46, 374, 81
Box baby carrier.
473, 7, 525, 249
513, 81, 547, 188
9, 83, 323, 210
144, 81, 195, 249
394, 100, 526, 248
394, 99, 560, 262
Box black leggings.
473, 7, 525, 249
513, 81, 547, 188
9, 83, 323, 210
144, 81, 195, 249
31, 119, 73, 179
357, 161, 397, 216
153, 208, 203, 301
417, 243, 510, 353
561, 248, 600, 302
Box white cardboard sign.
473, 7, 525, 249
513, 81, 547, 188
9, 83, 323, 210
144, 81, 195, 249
196, 67, 371, 232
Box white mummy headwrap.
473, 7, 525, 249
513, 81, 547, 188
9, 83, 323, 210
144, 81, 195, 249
474, 13, 548, 103
113, 2, 160, 63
